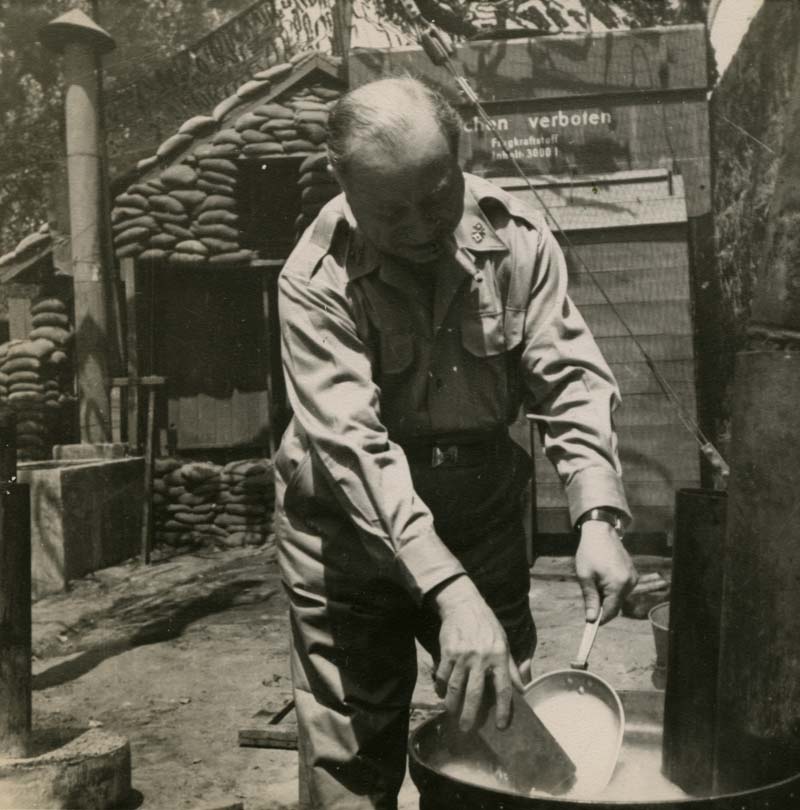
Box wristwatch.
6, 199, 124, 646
575, 507, 626, 535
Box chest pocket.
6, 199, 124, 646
460, 252, 526, 358
460, 303, 525, 358
461, 311, 506, 356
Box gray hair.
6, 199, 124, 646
326, 76, 461, 174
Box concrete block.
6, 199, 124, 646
17, 457, 144, 598
52, 443, 128, 460
0, 728, 130, 809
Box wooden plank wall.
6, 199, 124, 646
516, 226, 700, 536
152, 268, 270, 452
7, 297, 32, 341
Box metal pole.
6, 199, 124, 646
63, 38, 112, 443
40, 11, 117, 445
0, 410, 31, 758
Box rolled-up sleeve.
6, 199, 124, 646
279, 255, 465, 603
520, 227, 630, 526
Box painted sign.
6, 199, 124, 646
461, 105, 618, 174
459, 99, 710, 216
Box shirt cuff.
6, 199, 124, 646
564, 465, 631, 528
394, 531, 467, 605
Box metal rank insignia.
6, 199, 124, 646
471, 221, 486, 243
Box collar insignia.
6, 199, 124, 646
471, 221, 486, 244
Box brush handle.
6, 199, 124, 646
571, 608, 603, 670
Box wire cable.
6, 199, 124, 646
402, 7, 729, 477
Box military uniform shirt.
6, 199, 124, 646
277, 173, 630, 603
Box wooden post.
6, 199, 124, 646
122, 257, 139, 451
141, 378, 159, 565
260, 264, 289, 455
0, 409, 32, 758
663, 488, 726, 795
112, 374, 164, 564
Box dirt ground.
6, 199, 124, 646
29, 544, 670, 810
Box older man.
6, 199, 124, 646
275, 76, 637, 809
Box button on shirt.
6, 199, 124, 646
277, 173, 630, 603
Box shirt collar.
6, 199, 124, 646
453, 182, 507, 255
344, 177, 507, 281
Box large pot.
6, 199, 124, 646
410, 691, 800, 809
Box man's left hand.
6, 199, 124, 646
575, 521, 638, 623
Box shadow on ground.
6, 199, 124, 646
34, 576, 277, 690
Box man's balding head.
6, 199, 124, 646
324, 76, 465, 265
327, 77, 461, 175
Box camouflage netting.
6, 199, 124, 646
152, 457, 275, 550
111, 51, 344, 266
0, 294, 75, 460
711, 0, 800, 420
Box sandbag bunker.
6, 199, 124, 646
111, 53, 344, 269
0, 296, 75, 460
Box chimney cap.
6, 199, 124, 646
39, 9, 116, 54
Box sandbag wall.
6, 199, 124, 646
0, 296, 75, 460
152, 457, 274, 549
112, 52, 343, 268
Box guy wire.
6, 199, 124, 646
435, 54, 728, 474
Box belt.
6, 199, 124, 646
399, 429, 507, 468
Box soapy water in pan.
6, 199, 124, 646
532, 690, 621, 796
436, 745, 690, 802
434, 690, 691, 801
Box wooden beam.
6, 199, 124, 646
7, 298, 31, 342
0, 411, 30, 758
122, 257, 139, 450
261, 266, 289, 456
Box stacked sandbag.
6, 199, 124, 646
0, 223, 51, 270
110, 54, 345, 265
194, 149, 251, 269
214, 459, 275, 547
152, 457, 182, 546
31, 296, 75, 424
156, 460, 226, 547
150, 456, 275, 550
295, 150, 340, 237
0, 296, 75, 460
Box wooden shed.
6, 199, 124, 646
111, 53, 346, 458
349, 23, 712, 541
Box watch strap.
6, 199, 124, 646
576, 507, 625, 533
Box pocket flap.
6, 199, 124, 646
462, 311, 522, 357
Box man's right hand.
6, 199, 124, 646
432, 576, 523, 732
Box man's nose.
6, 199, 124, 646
397, 208, 439, 241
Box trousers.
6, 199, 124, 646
276, 435, 535, 810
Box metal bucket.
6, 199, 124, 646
649, 602, 670, 671
410, 690, 800, 809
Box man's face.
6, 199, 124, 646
334, 118, 465, 264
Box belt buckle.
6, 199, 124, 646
432, 445, 459, 468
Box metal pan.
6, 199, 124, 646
522, 610, 625, 798
410, 689, 800, 808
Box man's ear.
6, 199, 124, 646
326, 150, 345, 189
